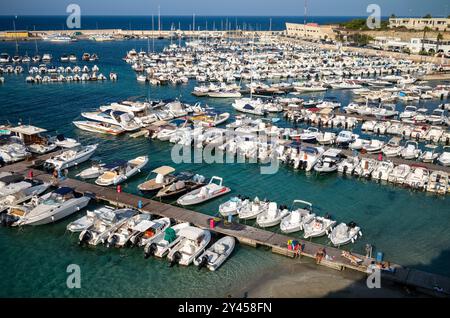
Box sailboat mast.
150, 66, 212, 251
152, 14, 155, 52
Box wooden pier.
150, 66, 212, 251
1, 156, 450, 297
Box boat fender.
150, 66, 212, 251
359, 231, 363, 237
351, 238, 355, 244
76, 206, 80, 211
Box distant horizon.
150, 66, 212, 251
0, 14, 448, 18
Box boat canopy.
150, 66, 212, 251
179, 226, 205, 240
54, 187, 74, 195
302, 146, 319, 154
152, 166, 175, 175
243, 104, 255, 110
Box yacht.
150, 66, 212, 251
81, 110, 141, 132
73, 121, 124, 136
11, 187, 90, 226
167, 226, 211, 266
280, 200, 315, 234
95, 156, 148, 186
299, 127, 319, 143
0, 180, 50, 214
43, 144, 98, 171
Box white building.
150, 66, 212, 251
371, 36, 450, 55
285, 23, 336, 40
389, 18, 450, 31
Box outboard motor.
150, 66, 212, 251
169, 251, 182, 267
144, 243, 157, 259
130, 232, 144, 247
107, 234, 119, 248
79, 231, 92, 246
1, 214, 19, 227
197, 255, 208, 270
43, 161, 55, 172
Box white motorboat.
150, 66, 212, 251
106, 213, 152, 247
43, 144, 97, 171
193, 236, 235, 271
256, 202, 290, 228
0, 175, 33, 198
0, 181, 50, 216
337, 156, 360, 175
404, 166, 429, 190
329, 222, 362, 246
156, 173, 206, 199
67, 206, 117, 233
73, 121, 125, 136
12, 187, 91, 226
53, 134, 80, 149
438, 146, 450, 166
400, 141, 421, 160
399, 106, 417, 120
138, 166, 177, 194
237, 197, 269, 220
95, 156, 148, 186
128, 217, 171, 247
353, 158, 377, 178
219, 195, 250, 217
427, 109, 447, 125
232, 98, 266, 116
294, 146, 325, 171
303, 215, 336, 239
372, 160, 394, 181
313, 148, 342, 173
143, 222, 190, 258
190, 112, 230, 127
335, 130, 359, 147
78, 208, 138, 246
316, 132, 336, 145
419, 145, 439, 163
382, 137, 402, 157
177, 176, 231, 206
388, 164, 411, 184
349, 138, 370, 150
76, 162, 106, 179
299, 127, 319, 143
167, 226, 211, 266
426, 171, 449, 195
280, 200, 315, 234
81, 110, 141, 132
362, 139, 384, 154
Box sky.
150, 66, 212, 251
0, 0, 448, 17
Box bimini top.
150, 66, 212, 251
179, 226, 205, 241
243, 104, 255, 110
152, 166, 175, 175
301, 146, 320, 154
54, 187, 74, 195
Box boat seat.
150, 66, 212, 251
214, 243, 226, 254
175, 181, 185, 190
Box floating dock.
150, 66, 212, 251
1, 154, 450, 297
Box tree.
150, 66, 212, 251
390, 14, 396, 19
423, 14, 432, 19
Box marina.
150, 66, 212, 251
1, 12, 450, 299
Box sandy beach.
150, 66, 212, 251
230, 257, 425, 298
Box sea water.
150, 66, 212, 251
0, 37, 449, 297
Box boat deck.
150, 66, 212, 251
1, 156, 450, 297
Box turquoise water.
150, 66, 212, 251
1, 39, 450, 297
